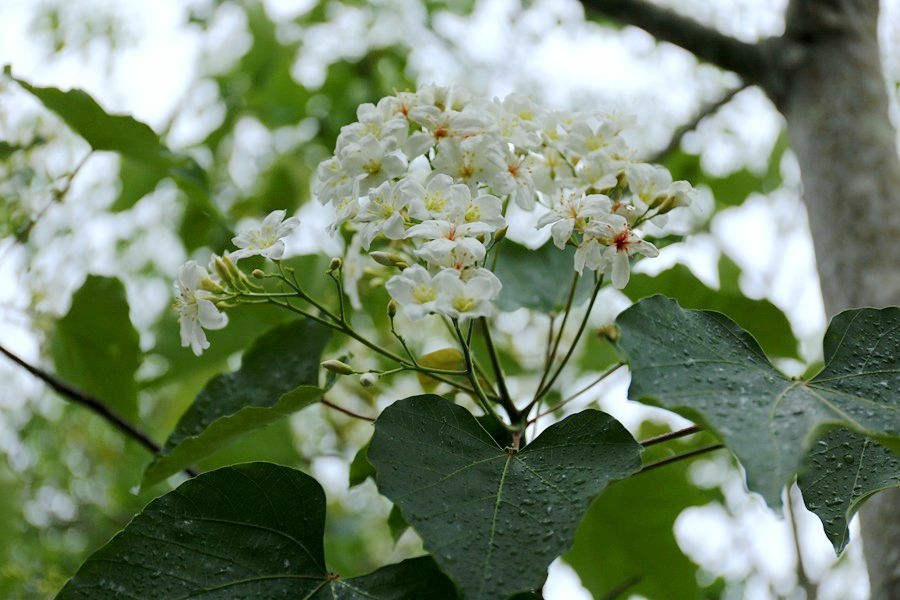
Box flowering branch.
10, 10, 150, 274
0, 343, 197, 477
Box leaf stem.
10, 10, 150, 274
637, 443, 725, 475
527, 361, 624, 424
535, 272, 579, 398
453, 319, 515, 432
640, 425, 702, 448
479, 317, 519, 423
0, 343, 197, 477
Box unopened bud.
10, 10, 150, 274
369, 251, 408, 269
200, 277, 225, 294
251, 269, 266, 279
493, 226, 508, 243
387, 299, 399, 319
596, 323, 620, 343
360, 372, 378, 388
321, 359, 355, 375
329, 257, 343, 272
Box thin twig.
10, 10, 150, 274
787, 484, 818, 598
638, 443, 725, 475
640, 424, 702, 447
480, 317, 518, 423
601, 575, 643, 600
0, 343, 198, 477
321, 398, 375, 422
529, 362, 625, 424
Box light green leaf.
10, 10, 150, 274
566, 424, 721, 599
349, 439, 375, 488
493, 241, 591, 313
51, 276, 141, 420
387, 504, 409, 543
368, 395, 642, 600
617, 295, 899, 507
799, 428, 899, 553
623, 257, 798, 358
58, 462, 457, 599
142, 319, 331, 487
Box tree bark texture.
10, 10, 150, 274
583, 0, 900, 597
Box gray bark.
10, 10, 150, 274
583, 0, 900, 597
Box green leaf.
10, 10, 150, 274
616, 296, 899, 507
799, 428, 900, 553
349, 440, 375, 488
142, 319, 331, 487
50, 276, 141, 420
58, 462, 457, 598
493, 241, 591, 313
624, 257, 798, 358
566, 423, 720, 599
367, 395, 642, 599
387, 504, 409, 543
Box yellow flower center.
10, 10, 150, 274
412, 284, 437, 304
452, 296, 477, 312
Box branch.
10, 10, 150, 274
649, 83, 749, 162
581, 0, 768, 83
0, 343, 197, 478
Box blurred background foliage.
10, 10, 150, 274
1, 0, 892, 597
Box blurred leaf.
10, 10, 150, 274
368, 395, 642, 599
416, 347, 465, 392
142, 319, 331, 487
623, 256, 798, 358
494, 241, 591, 313
50, 276, 141, 420
387, 504, 409, 543
566, 423, 720, 599
617, 296, 900, 507
59, 463, 457, 598
799, 428, 900, 553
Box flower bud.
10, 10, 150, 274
321, 359, 355, 375
328, 257, 343, 272
387, 299, 399, 319
251, 269, 266, 279
200, 277, 225, 294
360, 373, 378, 388
369, 251, 409, 269
596, 323, 620, 343
493, 226, 508, 243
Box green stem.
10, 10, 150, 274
532, 275, 604, 404
640, 425, 702, 448
453, 319, 514, 432
480, 317, 519, 423
535, 272, 580, 399
321, 398, 375, 422
637, 444, 725, 475
527, 361, 624, 424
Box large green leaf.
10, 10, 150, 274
142, 319, 331, 487
58, 462, 456, 598
616, 295, 899, 507
367, 395, 642, 599
493, 241, 591, 313
624, 256, 798, 358
799, 428, 900, 553
51, 276, 141, 420
566, 424, 720, 599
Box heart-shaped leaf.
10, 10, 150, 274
799, 428, 900, 553
58, 462, 456, 598
493, 241, 591, 313
616, 295, 899, 506
142, 318, 330, 487
367, 395, 642, 599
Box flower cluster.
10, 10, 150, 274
314, 85, 695, 320
174, 210, 299, 355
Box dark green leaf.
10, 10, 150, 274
368, 395, 642, 599
566, 424, 720, 599
623, 257, 798, 358
349, 440, 375, 488
617, 296, 899, 507
387, 504, 409, 543
51, 276, 141, 420
58, 462, 456, 599
142, 319, 331, 487
494, 241, 591, 313
799, 428, 900, 553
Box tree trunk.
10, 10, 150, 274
776, 2, 900, 597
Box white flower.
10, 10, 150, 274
385, 265, 442, 320
490, 146, 538, 210
231, 210, 300, 261
313, 156, 355, 206
434, 267, 502, 321
356, 181, 408, 249
405, 110, 491, 159
406, 218, 492, 268
431, 136, 503, 187
585, 214, 659, 288
538, 192, 612, 249
174, 261, 228, 356
400, 174, 470, 222
340, 134, 408, 192
336, 96, 409, 149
